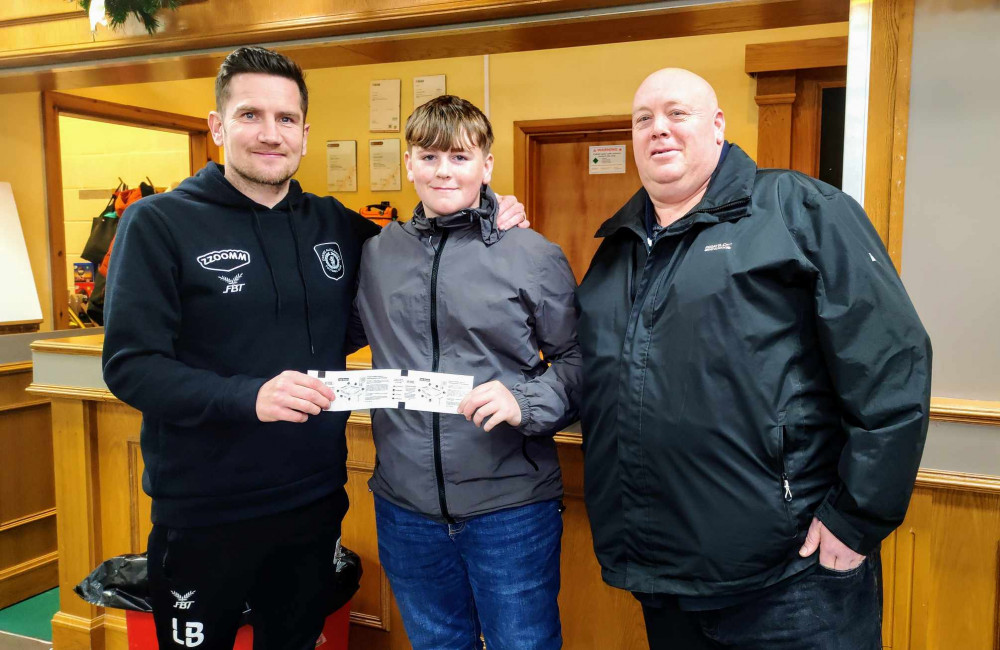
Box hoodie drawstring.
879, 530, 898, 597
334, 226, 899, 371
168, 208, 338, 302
287, 206, 316, 356
251, 208, 282, 315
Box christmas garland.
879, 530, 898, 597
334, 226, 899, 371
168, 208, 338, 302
79, 0, 181, 34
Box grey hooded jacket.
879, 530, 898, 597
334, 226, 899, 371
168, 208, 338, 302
354, 189, 581, 521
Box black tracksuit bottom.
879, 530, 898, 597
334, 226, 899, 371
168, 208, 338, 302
146, 490, 349, 650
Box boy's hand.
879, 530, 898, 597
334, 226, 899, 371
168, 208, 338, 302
495, 194, 530, 230
457, 381, 522, 432
256, 370, 335, 423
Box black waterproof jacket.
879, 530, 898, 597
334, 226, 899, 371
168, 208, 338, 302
576, 144, 931, 597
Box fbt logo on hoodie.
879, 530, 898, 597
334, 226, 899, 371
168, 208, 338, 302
197, 249, 250, 294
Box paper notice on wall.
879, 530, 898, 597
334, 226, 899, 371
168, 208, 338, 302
370, 79, 401, 132
309, 369, 474, 414
369, 139, 401, 191
414, 75, 447, 107
326, 141, 357, 192
588, 145, 627, 174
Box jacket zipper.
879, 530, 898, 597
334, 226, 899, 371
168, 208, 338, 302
779, 426, 793, 502
430, 231, 453, 522
522, 437, 539, 471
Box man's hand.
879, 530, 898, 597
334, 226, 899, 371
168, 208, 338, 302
798, 517, 865, 571
457, 381, 522, 432
256, 370, 335, 423
495, 194, 530, 230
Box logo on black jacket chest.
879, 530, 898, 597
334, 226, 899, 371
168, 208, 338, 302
196, 249, 251, 272
314, 242, 344, 280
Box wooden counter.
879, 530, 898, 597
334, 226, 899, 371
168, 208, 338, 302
29, 335, 1000, 649
27, 335, 645, 650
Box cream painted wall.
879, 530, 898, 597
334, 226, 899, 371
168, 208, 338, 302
3, 21, 846, 330
488, 22, 847, 193
70, 22, 846, 210
69, 56, 487, 216
59, 115, 189, 290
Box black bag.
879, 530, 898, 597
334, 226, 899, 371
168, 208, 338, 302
74, 546, 363, 617
85, 272, 107, 326
80, 190, 120, 265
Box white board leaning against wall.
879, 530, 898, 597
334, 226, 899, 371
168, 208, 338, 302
0, 182, 43, 325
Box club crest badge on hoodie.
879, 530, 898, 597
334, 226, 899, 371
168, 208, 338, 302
314, 242, 344, 280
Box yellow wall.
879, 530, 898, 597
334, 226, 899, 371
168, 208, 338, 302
1, 21, 846, 330
59, 115, 189, 291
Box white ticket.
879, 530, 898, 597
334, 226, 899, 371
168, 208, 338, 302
308, 369, 474, 414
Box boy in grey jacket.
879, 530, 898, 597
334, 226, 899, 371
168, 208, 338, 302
353, 95, 581, 650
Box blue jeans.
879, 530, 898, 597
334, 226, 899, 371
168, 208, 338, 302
374, 496, 563, 650
641, 552, 882, 649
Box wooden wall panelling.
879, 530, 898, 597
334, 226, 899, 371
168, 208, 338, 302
27, 378, 1000, 649
882, 472, 1000, 650
49, 397, 105, 650
0, 0, 83, 26
0, 362, 56, 609
556, 438, 648, 650
92, 401, 146, 647
930, 397, 1000, 427
864, 0, 916, 271
343, 414, 393, 634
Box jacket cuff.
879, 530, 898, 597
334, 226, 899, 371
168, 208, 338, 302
813, 490, 882, 556
226, 376, 268, 422
510, 384, 534, 432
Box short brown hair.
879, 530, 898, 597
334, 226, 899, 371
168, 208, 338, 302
215, 46, 308, 117
405, 95, 494, 155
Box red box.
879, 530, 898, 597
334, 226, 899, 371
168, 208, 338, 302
125, 603, 351, 650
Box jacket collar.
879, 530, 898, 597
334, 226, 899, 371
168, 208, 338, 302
596, 142, 756, 239
408, 187, 503, 246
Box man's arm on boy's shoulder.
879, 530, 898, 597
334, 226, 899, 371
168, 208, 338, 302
495, 193, 529, 230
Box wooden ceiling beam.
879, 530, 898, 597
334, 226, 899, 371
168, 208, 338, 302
0, 0, 847, 95
745, 35, 848, 74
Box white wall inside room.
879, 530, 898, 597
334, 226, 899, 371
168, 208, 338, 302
901, 0, 1000, 472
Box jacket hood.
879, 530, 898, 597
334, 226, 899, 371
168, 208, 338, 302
174, 161, 304, 210
409, 186, 503, 245
596, 142, 756, 239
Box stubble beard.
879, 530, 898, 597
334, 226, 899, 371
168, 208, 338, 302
229, 157, 298, 188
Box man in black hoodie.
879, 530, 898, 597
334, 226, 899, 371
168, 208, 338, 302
102, 47, 524, 650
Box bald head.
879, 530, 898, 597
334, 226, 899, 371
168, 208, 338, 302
631, 68, 726, 211
633, 68, 719, 116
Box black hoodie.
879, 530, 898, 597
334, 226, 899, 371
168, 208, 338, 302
103, 162, 380, 527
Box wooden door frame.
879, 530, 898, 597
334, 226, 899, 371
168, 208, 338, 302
747, 37, 849, 174
513, 115, 631, 230
42, 91, 219, 330
746, 0, 917, 273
